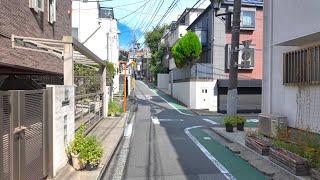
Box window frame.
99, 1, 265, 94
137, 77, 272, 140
29, 0, 44, 12
240, 10, 256, 29
48, 0, 56, 24
283, 45, 320, 85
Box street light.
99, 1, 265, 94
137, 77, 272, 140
210, 0, 232, 17
210, 0, 222, 12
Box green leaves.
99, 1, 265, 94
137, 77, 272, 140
145, 25, 169, 54
172, 31, 202, 68
66, 124, 103, 166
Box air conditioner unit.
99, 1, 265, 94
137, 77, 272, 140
258, 113, 288, 138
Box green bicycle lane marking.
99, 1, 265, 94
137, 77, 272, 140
188, 127, 267, 180
204, 116, 259, 127
141, 82, 193, 116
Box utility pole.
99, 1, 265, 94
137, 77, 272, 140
227, 0, 241, 116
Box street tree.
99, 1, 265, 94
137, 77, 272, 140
144, 25, 169, 83
172, 31, 202, 68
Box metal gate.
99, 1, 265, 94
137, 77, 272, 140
0, 90, 49, 180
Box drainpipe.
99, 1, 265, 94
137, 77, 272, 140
267, 0, 273, 114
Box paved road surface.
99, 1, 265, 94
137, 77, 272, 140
121, 81, 266, 180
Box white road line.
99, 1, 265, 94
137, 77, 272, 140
124, 124, 133, 137
247, 119, 259, 122
185, 126, 235, 180
151, 116, 160, 124
202, 118, 219, 125
139, 81, 193, 116
158, 119, 184, 122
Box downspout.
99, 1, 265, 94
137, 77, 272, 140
268, 0, 273, 114
263, 0, 273, 114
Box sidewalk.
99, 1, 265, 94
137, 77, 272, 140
211, 127, 309, 180
54, 114, 128, 180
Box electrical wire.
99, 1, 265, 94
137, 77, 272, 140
117, 0, 151, 20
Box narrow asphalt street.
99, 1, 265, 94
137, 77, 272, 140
121, 81, 266, 180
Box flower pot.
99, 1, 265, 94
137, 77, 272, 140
225, 123, 234, 132
237, 123, 244, 131
85, 163, 99, 171
71, 152, 85, 170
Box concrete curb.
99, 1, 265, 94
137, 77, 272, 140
96, 113, 127, 180
97, 95, 138, 180
210, 127, 305, 180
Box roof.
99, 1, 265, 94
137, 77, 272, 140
187, 0, 263, 30
223, 0, 263, 7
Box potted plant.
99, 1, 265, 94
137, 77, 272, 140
66, 125, 87, 170
82, 135, 103, 171
223, 117, 237, 132
235, 116, 246, 131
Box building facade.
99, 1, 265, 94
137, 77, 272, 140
183, 1, 263, 112
263, 0, 320, 133
0, 0, 71, 89
72, 1, 120, 93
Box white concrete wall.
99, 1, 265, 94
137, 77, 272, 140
263, 0, 320, 133
72, 2, 120, 94
171, 80, 217, 110
47, 85, 75, 177
157, 74, 169, 89
172, 82, 190, 108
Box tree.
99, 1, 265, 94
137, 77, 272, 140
145, 25, 169, 54
172, 31, 202, 68
144, 25, 169, 82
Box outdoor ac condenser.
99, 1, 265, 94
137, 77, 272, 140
258, 113, 288, 138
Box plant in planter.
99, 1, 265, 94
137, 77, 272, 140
223, 117, 237, 132
108, 99, 123, 116
235, 116, 246, 131
82, 135, 103, 170
66, 125, 87, 170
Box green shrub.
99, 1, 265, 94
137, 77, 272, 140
273, 128, 320, 168
82, 135, 103, 166
235, 116, 246, 124
223, 117, 237, 125
108, 99, 123, 116
66, 124, 104, 165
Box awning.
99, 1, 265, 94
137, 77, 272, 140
12, 35, 105, 67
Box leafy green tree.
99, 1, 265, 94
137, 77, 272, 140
144, 25, 170, 82
145, 25, 169, 54
172, 31, 202, 68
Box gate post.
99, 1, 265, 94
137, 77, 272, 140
10, 91, 25, 180
0, 94, 3, 180
46, 87, 54, 179
63, 36, 74, 86
101, 66, 107, 118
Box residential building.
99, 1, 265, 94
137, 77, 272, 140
0, 0, 71, 89
168, 1, 263, 112
72, 1, 120, 94
263, 0, 320, 133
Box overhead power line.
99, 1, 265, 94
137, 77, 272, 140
117, 0, 151, 20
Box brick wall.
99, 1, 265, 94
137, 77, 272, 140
0, 0, 71, 74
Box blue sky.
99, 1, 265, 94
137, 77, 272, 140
101, 0, 211, 50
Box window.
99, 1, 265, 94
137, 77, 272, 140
48, 0, 56, 24
72, 28, 79, 40
29, 0, 44, 12
228, 7, 256, 30
283, 45, 320, 85
241, 11, 255, 28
